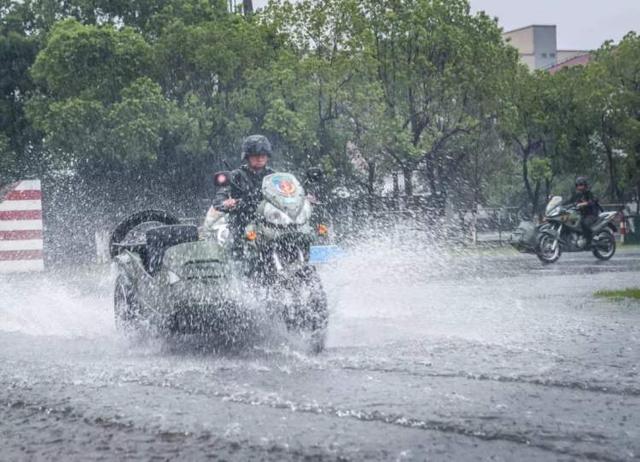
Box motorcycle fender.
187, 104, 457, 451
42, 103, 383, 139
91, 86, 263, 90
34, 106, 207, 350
541, 229, 567, 249
537, 224, 551, 234
592, 221, 616, 234
258, 225, 282, 241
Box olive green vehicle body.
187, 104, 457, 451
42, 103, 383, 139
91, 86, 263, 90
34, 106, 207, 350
113, 238, 253, 335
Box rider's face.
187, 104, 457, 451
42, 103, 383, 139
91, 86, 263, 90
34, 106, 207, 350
576, 184, 586, 192
247, 153, 268, 170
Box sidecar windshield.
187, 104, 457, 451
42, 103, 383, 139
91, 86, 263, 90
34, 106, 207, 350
546, 196, 563, 215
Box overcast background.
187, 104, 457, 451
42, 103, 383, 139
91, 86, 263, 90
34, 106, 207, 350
251, 0, 640, 50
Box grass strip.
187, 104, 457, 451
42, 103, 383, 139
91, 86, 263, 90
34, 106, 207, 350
595, 288, 640, 300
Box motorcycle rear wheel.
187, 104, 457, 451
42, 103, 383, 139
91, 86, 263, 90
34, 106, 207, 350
536, 233, 561, 264
592, 230, 616, 261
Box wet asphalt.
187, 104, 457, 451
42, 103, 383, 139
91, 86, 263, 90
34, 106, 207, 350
1, 244, 639, 461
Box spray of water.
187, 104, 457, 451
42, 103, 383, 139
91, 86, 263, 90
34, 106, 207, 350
0, 267, 114, 338
0, 220, 522, 351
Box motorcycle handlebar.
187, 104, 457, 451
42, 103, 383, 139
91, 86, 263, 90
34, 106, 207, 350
217, 198, 242, 213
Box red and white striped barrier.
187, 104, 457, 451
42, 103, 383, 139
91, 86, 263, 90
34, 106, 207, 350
0, 179, 44, 273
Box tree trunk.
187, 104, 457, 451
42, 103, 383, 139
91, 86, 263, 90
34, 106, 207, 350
242, 0, 253, 14
392, 172, 399, 198
637, 143, 640, 214
367, 160, 376, 196
367, 160, 376, 211
425, 156, 437, 195
473, 150, 480, 216
533, 180, 541, 219
544, 177, 552, 204
402, 167, 413, 197
605, 144, 621, 202
521, 151, 536, 217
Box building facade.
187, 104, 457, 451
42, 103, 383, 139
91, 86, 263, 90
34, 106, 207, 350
503, 25, 591, 72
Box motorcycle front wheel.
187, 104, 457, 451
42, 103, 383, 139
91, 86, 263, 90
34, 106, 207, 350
536, 233, 561, 264
279, 267, 328, 353
592, 230, 616, 261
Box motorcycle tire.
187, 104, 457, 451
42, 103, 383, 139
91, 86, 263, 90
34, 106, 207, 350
287, 268, 328, 353
305, 272, 328, 353
592, 230, 616, 261
536, 232, 561, 264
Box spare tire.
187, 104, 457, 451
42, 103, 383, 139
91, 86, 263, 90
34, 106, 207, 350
109, 210, 180, 258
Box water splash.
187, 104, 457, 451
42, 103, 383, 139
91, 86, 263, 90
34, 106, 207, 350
0, 267, 114, 338
0, 222, 521, 348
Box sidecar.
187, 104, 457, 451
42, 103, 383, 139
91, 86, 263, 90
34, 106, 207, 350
109, 210, 249, 339
510, 220, 541, 253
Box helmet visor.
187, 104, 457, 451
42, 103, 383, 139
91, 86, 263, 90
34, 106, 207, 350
245, 148, 270, 157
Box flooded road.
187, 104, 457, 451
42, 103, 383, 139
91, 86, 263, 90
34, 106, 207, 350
1, 243, 639, 461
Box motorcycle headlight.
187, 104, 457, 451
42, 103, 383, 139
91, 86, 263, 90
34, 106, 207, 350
264, 203, 293, 226
295, 200, 312, 225
216, 227, 229, 246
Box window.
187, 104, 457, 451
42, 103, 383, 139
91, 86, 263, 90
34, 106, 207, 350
541, 53, 548, 58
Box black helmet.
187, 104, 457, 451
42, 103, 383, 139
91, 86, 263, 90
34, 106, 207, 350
575, 176, 589, 187
306, 166, 324, 183
241, 134, 272, 161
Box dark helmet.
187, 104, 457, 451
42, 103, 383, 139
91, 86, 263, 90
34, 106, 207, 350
241, 134, 272, 161
306, 166, 324, 183
575, 176, 589, 188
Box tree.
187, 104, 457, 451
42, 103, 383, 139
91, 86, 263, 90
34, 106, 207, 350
361, 0, 518, 197
6, 0, 637, 228
584, 33, 640, 204
26, 17, 215, 200
0, 0, 42, 180
151, 11, 285, 169
258, 0, 373, 177
498, 67, 550, 215
31, 19, 153, 103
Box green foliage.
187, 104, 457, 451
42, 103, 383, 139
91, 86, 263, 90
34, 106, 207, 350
0, 132, 18, 183
595, 288, 640, 300
575, 32, 640, 201
499, 63, 610, 213
1, 1, 41, 180
0, 0, 637, 215
107, 78, 170, 163
26, 94, 106, 165
257, 0, 371, 172
31, 19, 152, 102
528, 158, 552, 182
361, 0, 519, 194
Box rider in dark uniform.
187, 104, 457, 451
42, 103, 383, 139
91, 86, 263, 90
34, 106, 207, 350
214, 135, 275, 255
563, 176, 600, 248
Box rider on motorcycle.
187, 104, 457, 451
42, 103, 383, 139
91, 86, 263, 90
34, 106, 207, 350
213, 134, 275, 255
562, 176, 600, 248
